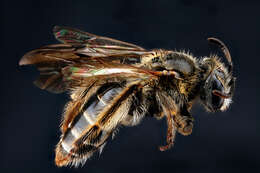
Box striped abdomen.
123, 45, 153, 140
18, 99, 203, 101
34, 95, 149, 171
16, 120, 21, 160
55, 82, 141, 167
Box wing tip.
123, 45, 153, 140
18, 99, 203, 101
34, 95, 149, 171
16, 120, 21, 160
19, 50, 38, 66
19, 55, 30, 66
53, 25, 62, 34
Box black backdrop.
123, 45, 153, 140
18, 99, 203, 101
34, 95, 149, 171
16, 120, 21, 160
2, 0, 260, 173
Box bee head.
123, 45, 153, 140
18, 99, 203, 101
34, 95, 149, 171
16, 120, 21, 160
200, 38, 235, 112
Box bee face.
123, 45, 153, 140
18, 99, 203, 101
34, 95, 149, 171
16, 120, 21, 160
200, 58, 235, 112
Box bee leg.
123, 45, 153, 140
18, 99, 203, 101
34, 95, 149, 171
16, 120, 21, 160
159, 114, 177, 151
175, 114, 194, 136
167, 104, 193, 136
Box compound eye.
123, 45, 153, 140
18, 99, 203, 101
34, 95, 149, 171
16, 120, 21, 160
215, 69, 225, 79
212, 93, 224, 110
212, 75, 224, 92
211, 75, 224, 109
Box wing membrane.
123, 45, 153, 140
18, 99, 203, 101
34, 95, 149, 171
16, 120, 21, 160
20, 26, 163, 93
53, 26, 150, 57
20, 46, 157, 93
53, 26, 145, 50
19, 44, 81, 66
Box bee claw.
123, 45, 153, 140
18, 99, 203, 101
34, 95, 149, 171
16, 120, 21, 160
159, 142, 174, 151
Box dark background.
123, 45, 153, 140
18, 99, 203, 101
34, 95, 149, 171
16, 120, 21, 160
2, 0, 260, 173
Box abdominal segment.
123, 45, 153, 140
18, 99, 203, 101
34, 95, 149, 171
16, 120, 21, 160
55, 82, 139, 167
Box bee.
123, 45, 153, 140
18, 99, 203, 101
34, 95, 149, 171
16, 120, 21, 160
19, 26, 235, 167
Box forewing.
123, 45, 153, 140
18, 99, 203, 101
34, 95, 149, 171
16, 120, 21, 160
19, 44, 80, 66
19, 43, 159, 93
53, 26, 145, 50
20, 26, 164, 93
53, 26, 151, 57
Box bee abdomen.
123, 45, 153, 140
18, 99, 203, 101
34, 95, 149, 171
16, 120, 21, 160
56, 125, 106, 167
56, 84, 123, 167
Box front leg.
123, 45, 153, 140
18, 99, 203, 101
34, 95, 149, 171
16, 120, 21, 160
158, 110, 193, 151
174, 105, 194, 136
156, 91, 194, 151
